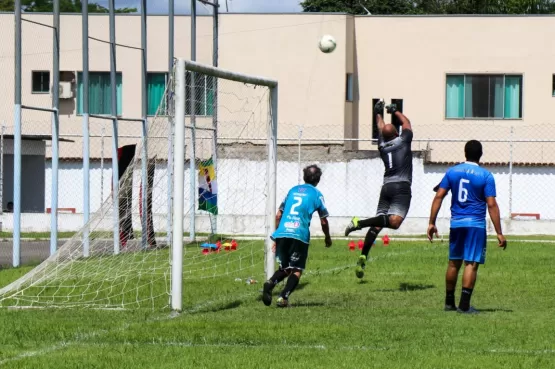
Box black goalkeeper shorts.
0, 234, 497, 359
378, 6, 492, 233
376, 182, 412, 219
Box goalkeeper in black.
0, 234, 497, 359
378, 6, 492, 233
344, 100, 414, 279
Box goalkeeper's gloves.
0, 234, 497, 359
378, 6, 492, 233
386, 104, 398, 115
373, 99, 385, 116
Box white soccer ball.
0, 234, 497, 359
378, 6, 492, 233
318, 34, 337, 54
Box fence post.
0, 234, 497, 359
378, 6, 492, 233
508, 126, 514, 219
0, 125, 4, 218
100, 125, 105, 209
297, 125, 303, 185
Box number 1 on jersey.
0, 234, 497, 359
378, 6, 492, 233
387, 152, 393, 169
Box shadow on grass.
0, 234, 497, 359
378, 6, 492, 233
205, 300, 243, 313
376, 282, 436, 292
477, 308, 514, 313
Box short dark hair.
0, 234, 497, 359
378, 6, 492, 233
303, 164, 322, 186
465, 140, 483, 162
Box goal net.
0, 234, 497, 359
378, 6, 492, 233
0, 60, 278, 311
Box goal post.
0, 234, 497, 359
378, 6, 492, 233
171, 59, 278, 311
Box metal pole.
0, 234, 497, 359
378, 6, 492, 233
297, 125, 302, 184
508, 126, 514, 218
82, 0, 90, 257
109, 0, 120, 255
171, 59, 186, 312
211, 0, 218, 236
167, 0, 174, 250
140, 0, 148, 248
0, 125, 4, 217
189, 0, 197, 241
13, 0, 22, 267
50, 0, 60, 256
100, 125, 105, 208
265, 86, 278, 280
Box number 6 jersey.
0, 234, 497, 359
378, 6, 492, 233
271, 184, 329, 244
438, 161, 497, 229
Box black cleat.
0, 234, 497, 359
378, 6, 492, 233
262, 281, 274, 307
457, 306, 479, 314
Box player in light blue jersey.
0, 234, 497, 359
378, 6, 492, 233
428, 140, 506, 314
262, 165, 332, 308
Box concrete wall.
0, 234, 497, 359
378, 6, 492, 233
0, 155, 552, 235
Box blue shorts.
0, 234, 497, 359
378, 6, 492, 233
449, 227, 487, 264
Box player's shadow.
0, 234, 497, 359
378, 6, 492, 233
376, 282, 435, 292
205, 300, 242, 313
476, 308, 514, 313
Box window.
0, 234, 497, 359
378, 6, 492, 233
552, 74, 555, 96
186, 72, 214, 116
147, 73, 167, 116
446, 74, 522, 119
77, 72, 122, 115
346, 73, 353, 101
32, 71, 50, 93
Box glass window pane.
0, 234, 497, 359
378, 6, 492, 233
346, 73, 353, 101
490, 76, 504, 118
147, 73, 167, 116
445, 75, 464, 118
504, 75, 522, 119
465, 75, 490, 118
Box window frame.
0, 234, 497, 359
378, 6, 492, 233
31, 70, 50, 94
445, 73, 523, 120
147, 72, 168, 116
185, 71, 213, 117
76, 71, 123, 116
552, 74, 555, 97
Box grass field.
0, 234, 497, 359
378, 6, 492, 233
0, 239, 554, 368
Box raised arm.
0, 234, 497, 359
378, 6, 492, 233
394, 111, 412, 132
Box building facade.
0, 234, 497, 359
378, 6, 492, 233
0, 13, 553, 232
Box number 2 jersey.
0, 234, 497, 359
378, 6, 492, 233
378, 129, 413, 185
439, 162, 497, 229
271, 184, 329, 244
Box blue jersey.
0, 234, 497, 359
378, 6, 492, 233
439, 162, 496, 229
272, 184, 329, 244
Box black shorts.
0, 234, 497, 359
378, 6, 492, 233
275, 237, 309, 271
376, 182, 412, 219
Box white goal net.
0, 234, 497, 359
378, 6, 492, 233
0, 60, 278, 311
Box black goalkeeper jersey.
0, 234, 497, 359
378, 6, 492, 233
378, 129, 413, 185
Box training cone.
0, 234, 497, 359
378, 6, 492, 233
231, 240, 238, 250
348, 240, 356, 251
382, 234, 390, 246
357, 240, 364, 250
216, 241, 222, 252
202, 248, 209, 255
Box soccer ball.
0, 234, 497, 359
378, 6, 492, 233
318, 35, 337, 53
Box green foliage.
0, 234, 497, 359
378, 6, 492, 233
301, 0, 555, 14
0, 0, 137, 13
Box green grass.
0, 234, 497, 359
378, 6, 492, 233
1, 239, 554, 368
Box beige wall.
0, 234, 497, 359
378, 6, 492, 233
354, 16, 555, 163
2, 14, 555, 162
0, 13, 348, 159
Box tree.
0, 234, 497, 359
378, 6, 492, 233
301, 0, 555, 14
0, 0, 137, 13
0, 0, 14, 11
